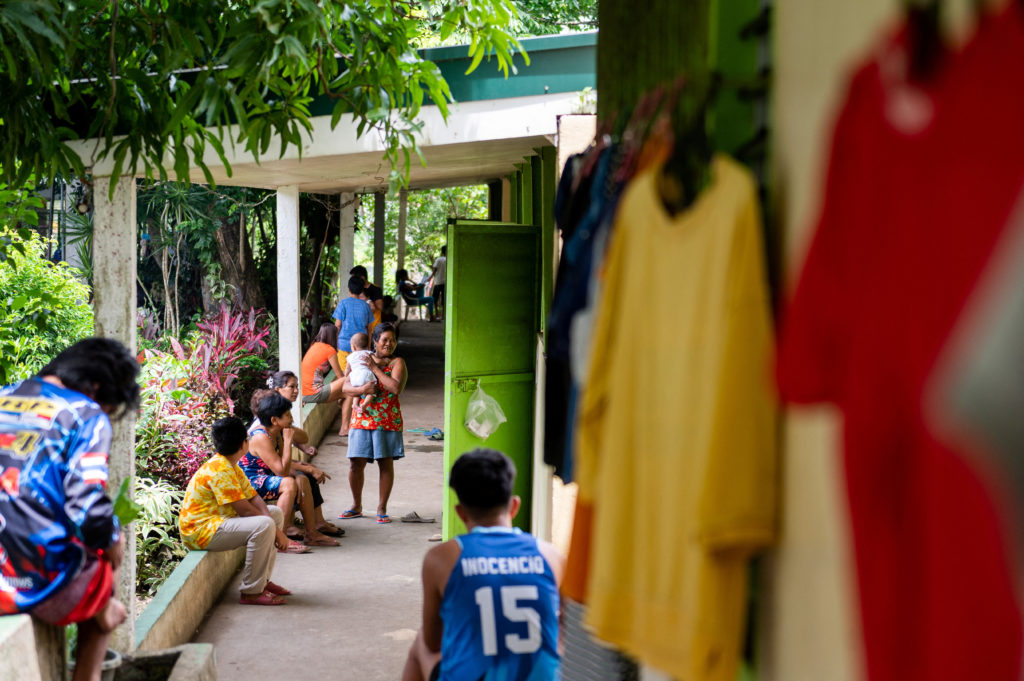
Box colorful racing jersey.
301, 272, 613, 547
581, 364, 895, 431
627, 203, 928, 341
0, 378, 119, 615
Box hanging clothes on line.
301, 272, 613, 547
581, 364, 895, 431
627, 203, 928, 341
567, 153, 778, 681
777, 6, 1024, 681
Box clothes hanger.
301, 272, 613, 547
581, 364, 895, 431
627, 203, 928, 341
657, 72, 720, 216
905, 0, 945, 81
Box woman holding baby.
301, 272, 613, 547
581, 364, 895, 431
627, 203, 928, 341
337, 322, 407, 524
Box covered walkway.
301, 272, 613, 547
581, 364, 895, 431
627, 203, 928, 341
193, 321, 446, 681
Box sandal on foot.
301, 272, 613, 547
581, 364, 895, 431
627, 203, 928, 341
277, 541, 312, 554
240, 590, 285, 606
285, 528, 304, 541
317, 524, 345, 536
264, 581, 292, 596
304, 535, 340, 547
338, 509, 362, 519
376, 514, 392, 524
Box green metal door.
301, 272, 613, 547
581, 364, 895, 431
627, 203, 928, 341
443, 219, 540, 539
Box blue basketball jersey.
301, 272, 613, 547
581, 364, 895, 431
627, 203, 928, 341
440, 527, 560, 681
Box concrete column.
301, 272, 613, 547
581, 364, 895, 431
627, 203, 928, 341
92, 175, 138, 653
373, 191, 386, 286
397, 190, 408, 272
500, 178, 512, 222
338, 192, 356, 291
276, 186, 302, 428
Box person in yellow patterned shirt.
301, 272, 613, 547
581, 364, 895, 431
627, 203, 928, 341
179, 417, 292, 605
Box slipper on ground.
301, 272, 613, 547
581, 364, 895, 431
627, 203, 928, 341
428, 533, 443, 542
240, 590, 285, 606
264, 581, 292, 596
377, 514, 392, 524
338, 509, 363, 519
400, 511, 436, 523
277, 541, 312, 554
304, 536, 340, 547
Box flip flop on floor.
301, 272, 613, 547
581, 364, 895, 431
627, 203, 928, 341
240, 590, 285, 606
377, 514, 392, 524
400, 511, 436, 523
264, 581, 292, 596
338, 509, 363, 519
304, 536, 340, 547
317, 524, 345, 537
277, 541, 312, 554
285, 528, 304, 541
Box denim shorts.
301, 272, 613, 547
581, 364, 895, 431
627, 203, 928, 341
347, 428, 404, 461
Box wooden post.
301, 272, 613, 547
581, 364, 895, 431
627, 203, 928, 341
597, 0, 711, 128
339, 192, 356, 290
92, 175, 138, 654
373, 191, 386, 286
397, 190, 408, 272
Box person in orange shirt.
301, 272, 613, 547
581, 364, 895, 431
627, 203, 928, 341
179, 417, 292, 605
300, 323, 347, 407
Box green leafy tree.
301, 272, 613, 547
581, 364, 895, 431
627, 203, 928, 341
0, 0, 526, 191
0, 229, 93, 384
353, 185, 488, 295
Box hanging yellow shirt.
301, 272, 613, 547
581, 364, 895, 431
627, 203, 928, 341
178, 454, 257, 549
574, 155, 778, 681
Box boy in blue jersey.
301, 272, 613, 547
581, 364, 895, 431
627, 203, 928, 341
0, 338, 140, 681
403, 448, 565, 681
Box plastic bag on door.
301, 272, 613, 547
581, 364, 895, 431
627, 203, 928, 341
464, 382, 507, 441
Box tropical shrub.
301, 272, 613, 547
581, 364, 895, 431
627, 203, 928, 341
0, 229, 93, 384
134, 476, 188, 599
135, 306, 272, 488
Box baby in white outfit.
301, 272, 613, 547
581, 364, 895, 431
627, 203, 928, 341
346, 332, 377, 411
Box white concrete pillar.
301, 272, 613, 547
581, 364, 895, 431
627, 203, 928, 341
338, 192, 356, 291
276, 186, 302, 428
397, 190, 408, 272
92, 175, 138, 653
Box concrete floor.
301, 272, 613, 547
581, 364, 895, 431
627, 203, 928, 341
193, 320, 447, 681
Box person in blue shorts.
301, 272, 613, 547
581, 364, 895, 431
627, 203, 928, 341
0, 338, 140, 681
403, 448, 565, 681
333, 274, 375, 436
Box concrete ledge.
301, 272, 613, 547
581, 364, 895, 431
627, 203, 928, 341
136, 547, 244, 652
0, 615, 45, 681
298, 369, 339, 460
122, 642, 216, 681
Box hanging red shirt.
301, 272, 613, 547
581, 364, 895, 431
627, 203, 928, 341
777, 10, 1024, 681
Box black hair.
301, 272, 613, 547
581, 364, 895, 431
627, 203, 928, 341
348, 275, 366, 295
449, 448, 516, 515
313, 323, 338, 347
372, 321, 398, 346
395, 268, 409, 282
440, 245, 446, 256
249, 388, 276, 416
211, 417, 248, 457
267, 370, 296, 390
349, 265, 368, 279
256, 392, 292, 425
38, 337, 141, 420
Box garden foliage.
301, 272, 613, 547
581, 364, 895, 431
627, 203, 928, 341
0, 228, 93, 384
133, 305, 272, 596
